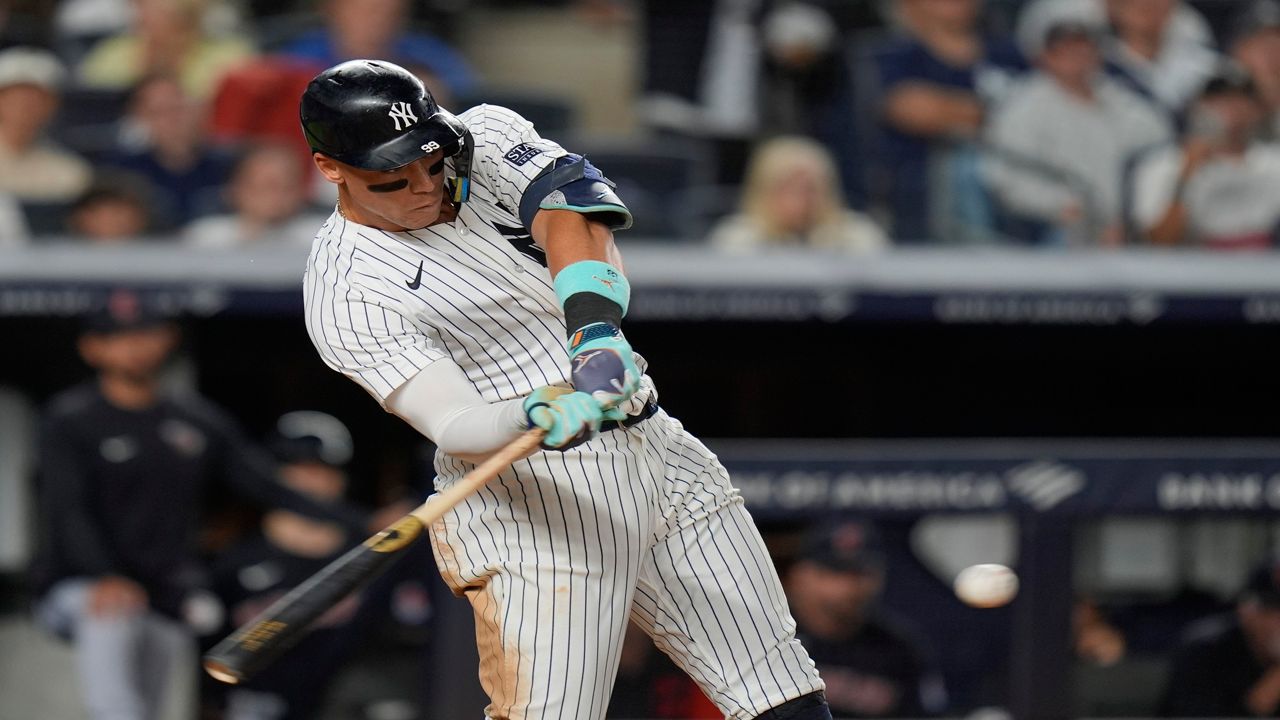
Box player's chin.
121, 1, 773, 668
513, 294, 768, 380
409, 201, 447, 227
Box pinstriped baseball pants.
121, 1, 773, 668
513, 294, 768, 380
428, 410, 825, 720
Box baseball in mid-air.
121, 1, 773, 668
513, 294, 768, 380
953, 563, 1019, 608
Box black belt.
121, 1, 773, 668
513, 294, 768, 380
602, 399, 659, 432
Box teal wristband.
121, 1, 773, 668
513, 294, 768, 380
552, 260, 630, 316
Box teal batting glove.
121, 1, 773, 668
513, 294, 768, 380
523, 386, 605, 450
567, 323, 641, 421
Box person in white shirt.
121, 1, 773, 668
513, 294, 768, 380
0, 47, 91, 203
1103, 0, 1221, 115
985, 5, 1171, 245
1131, 68, 1280, 249
184, 142, 327, 249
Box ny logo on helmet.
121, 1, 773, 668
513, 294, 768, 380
388, 102, 418, 131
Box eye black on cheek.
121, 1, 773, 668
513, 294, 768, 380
428, 158, 445, 176
367, 178, 409, 193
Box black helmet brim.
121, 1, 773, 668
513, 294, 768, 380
328, 108, 467, 171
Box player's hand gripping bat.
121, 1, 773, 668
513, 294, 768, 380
202, 428, 546, 684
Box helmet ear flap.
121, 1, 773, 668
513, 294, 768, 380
436, 112, 474, 203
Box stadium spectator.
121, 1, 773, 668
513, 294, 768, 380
184, 142, 325, 249
1227, 0, 1280, 138
277, 0, 475, 103
708, 135, 888, 253
1160, 561, 1280, 717
1102, 0, 1220, 115
211, 411, 368, 720
30, 289, 368, 720
67, 175, 152, 243
784, 518, 947, 718
985, 1, 1171, 245
637, 0, 767, 183
104, 74, 235, 229
1130, 67, 1280, 249
0, 47, 91, 203
872, 0, 1025, 241
76, 0, 254, 101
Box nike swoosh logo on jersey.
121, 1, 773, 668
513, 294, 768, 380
406, 261, 423, 290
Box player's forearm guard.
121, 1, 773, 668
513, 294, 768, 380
554, 260, 630, 316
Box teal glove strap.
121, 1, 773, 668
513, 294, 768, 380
553, 260, 630, 317
523, 386, 604, 450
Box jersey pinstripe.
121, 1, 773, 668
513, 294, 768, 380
302, 104, 822, 719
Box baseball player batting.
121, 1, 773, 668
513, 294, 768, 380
298, 59, 830, 720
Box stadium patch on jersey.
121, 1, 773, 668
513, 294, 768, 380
504, 143, 543, 167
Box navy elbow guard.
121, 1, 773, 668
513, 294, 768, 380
518, 154, 633, 232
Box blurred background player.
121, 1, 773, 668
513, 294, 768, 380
784, 518, 947, 718
30, 289, 368, 720
210, 411, 371, 720
1161, 560, 1280, 717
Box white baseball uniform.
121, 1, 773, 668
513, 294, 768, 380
302, 104, 823, 719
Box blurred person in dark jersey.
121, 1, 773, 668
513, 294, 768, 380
785, 518, 947, 718
210, 411, 373, 720
31, 289, 367, 720
1162, 561, 1280, 717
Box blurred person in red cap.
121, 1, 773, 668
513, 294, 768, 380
1161, 560, 1280, 717
784, 518, 947, 718
30, 289, 369, 720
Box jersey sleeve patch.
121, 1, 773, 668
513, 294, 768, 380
504, 142, 543, 167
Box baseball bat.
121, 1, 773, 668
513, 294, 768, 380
202, 428, 545, 684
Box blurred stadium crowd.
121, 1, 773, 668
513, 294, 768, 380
5, 1, 1280, 719
0, 0, 1277, 248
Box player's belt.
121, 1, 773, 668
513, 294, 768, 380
602, 399, 658, 433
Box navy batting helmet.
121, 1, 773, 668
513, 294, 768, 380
300, 59, 472, 200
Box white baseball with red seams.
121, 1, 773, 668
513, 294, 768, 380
953, 563, 1020, 608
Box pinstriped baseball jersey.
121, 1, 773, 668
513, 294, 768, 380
303, 104, 823, 719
